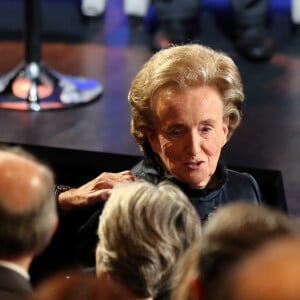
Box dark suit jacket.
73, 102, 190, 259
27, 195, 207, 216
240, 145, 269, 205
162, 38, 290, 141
0, 265, 32, 300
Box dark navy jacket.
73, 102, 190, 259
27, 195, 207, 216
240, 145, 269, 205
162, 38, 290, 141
60, 157, 261, 268
131, 157, 261, 224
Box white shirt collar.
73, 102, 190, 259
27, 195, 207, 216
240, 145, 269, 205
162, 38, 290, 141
0, 260, 30, 280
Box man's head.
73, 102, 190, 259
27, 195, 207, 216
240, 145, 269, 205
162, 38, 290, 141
199, 201, 297, 298
96, 180, 201, 299
220, 236, 300, 300
0, 146, 58, 262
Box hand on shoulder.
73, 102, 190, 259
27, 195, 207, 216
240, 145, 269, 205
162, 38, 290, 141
58, 170, 136, 210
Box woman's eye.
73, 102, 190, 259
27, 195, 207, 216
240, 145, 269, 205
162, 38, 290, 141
168, 128, 183, 136
201, 126, 212, 133
170, 130, 180, 136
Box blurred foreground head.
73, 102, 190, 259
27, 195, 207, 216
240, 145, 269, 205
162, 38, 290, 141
199, 201, 297, 299
96, 180, 202, 299
28, 270, 104, 300
0, 145, 57, 261
221, 235, 300, 300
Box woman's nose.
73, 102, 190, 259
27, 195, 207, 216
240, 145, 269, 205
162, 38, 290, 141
185, 131, 202, 156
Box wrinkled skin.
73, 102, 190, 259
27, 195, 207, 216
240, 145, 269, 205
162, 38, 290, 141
148, 85, 229, 189
58, 170, 136, 210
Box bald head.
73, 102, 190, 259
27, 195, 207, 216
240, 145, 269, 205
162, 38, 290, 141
0, 146, 57, 259
0, 151, 50, 212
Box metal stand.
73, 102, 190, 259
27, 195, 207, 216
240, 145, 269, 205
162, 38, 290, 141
0, 0, 103, 111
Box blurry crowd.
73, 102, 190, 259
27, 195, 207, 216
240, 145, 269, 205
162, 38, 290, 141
90, 0, 274, 61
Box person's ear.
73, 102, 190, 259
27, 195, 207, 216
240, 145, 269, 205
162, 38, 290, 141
51, 216, 59, 237
95, 242, 102, 277
190, 276, 203, 300
222, 117, 230, 146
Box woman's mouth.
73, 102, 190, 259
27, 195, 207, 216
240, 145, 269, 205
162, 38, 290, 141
185, 161, 203, 170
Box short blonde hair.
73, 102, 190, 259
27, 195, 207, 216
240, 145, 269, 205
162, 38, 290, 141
97, 180, 201, 298
128, 43, 244, 152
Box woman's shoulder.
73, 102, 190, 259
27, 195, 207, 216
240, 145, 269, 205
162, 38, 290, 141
227, 168, 257, 183
225, 168, 261, 204
131, 157, 163, 183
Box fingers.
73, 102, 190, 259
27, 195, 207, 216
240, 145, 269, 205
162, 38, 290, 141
95, 171, 136, 187
87, 189, 112, 206
119, 170, 132, 175
118, 170, 136, 181
75, 171, 137, 207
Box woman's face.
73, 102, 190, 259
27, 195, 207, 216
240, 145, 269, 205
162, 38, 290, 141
148, 85, 229, 188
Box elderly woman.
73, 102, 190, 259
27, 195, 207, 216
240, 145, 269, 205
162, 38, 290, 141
128, 43, 261, 221
53, 45, 261, 272
58, 43, 260, 220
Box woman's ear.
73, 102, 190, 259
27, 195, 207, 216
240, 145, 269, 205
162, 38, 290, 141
222, 117, 230, 146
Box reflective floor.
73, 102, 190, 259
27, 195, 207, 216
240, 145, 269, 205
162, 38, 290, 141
0, 2, 299, 214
